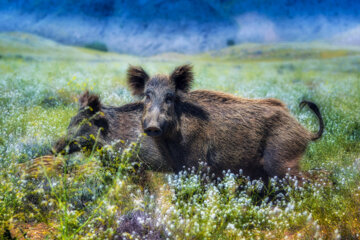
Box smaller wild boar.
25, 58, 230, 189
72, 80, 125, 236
127, 65, 324, 180
53, 91, 170, 172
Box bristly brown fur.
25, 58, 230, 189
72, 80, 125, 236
53, 91, 171, 172
170, 64, 194, 92
127, 65, 150, 96
130, 66, 324, 180
188, 90, 287, 107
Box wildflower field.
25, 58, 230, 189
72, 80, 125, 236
0, 32, 360, 239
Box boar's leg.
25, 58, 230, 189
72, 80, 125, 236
262, 140, 303, 179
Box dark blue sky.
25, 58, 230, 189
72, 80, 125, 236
227, 0, 360, 19
1, 0, 359, 54
2, 0, 359, 20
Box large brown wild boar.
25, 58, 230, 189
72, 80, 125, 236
52, 91, 170, 172
127, 65, 324, 179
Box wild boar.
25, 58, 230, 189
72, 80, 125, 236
127, 65, 324, 179
53, 91, 170, 172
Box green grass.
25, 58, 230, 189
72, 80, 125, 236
0, 32, 360, 239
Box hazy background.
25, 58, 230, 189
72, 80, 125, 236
1, 0, 360, 55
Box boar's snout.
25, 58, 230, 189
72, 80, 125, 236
52, 136, 81, 154
144, 125, 162, 137
143, 116, 163, 137
53, 136, 67, 154
143, 106, 164, 137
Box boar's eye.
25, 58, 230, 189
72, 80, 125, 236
145, 91, 151, 103
165, 93, 174, 104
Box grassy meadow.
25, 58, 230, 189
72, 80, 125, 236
0, 32, 360, 239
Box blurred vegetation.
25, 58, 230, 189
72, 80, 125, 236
83, 42, 108, 52
0, 32, 360, 239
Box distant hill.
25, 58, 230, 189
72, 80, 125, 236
2, 32, 359, 64
1, 0, 360, 55
332, 26, 360, 46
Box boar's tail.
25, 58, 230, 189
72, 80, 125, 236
299, 100, 324, 141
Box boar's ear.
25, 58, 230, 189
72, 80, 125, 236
170, 64, 193, 92
79, 91, 90, 108
127, 65, 149, 96
79, 91, 101, 113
